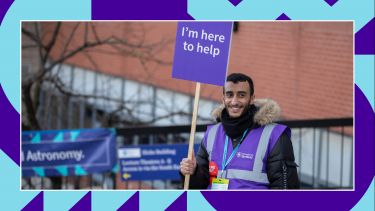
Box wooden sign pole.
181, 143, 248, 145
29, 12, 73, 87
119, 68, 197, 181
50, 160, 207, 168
184, 82, 201, 190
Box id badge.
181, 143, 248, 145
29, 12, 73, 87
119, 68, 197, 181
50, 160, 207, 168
211, 178, 229, 190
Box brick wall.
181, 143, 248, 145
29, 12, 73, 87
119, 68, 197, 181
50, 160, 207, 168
229, 22, 353, 120
46, 21, 353, 121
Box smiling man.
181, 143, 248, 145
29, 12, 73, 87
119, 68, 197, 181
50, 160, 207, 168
180, 73, 300, 189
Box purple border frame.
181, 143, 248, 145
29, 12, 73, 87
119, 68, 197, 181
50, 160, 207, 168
0, 0, 373, 210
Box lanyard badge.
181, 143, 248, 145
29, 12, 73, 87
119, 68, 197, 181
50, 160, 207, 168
221, 129, 249, 176
211, 129, 249, 190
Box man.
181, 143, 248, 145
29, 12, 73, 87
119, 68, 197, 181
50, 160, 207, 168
180, 73, 299, 189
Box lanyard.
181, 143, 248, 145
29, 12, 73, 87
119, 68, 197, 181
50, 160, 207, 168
221, 129, 249, 176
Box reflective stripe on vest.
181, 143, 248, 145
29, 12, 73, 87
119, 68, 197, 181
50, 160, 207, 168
206, 123, 220, 160
253, 124, 276, 174
206, 123, 277, 184
227, 169, 269, 184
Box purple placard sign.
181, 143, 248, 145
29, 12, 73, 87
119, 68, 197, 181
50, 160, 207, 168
172, 21, 233, 86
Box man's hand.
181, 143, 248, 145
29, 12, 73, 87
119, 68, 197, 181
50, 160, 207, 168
180, 152, 197, 176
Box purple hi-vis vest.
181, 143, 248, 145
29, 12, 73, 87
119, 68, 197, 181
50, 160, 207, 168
203, 123, 291, 189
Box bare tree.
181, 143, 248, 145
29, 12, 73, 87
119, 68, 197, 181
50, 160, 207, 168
21, 22, 188, 130
22, 22, 216, 190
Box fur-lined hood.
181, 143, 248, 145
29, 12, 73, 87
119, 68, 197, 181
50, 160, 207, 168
211, 99, 281, 126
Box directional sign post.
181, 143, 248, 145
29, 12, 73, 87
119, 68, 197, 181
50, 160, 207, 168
118, 144, 199, 181
172, 21, 233, 189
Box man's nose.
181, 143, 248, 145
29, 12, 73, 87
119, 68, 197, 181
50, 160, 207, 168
231, 96, 239, 105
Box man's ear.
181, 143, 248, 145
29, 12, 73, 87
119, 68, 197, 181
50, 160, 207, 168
250, 95, 255, 104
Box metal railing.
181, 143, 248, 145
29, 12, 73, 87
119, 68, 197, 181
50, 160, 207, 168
22, 117, 353, 190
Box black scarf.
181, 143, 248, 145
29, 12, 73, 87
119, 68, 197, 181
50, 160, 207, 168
220, 104, 257, 139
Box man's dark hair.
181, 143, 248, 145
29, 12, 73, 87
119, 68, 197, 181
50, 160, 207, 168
224, 73, 254, 96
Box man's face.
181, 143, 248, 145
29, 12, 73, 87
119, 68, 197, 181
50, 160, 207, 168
223, 81, 254, 118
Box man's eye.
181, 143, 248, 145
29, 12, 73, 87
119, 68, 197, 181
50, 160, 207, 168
226, 93, 233, 97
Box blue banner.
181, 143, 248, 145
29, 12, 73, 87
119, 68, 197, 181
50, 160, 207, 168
22, 128, 117, 177
118, 144, 199, 181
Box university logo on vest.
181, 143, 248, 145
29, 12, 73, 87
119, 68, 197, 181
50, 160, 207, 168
236, 152, 254, 159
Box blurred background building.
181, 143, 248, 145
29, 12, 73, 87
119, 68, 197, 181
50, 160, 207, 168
21, 21, 353, 189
